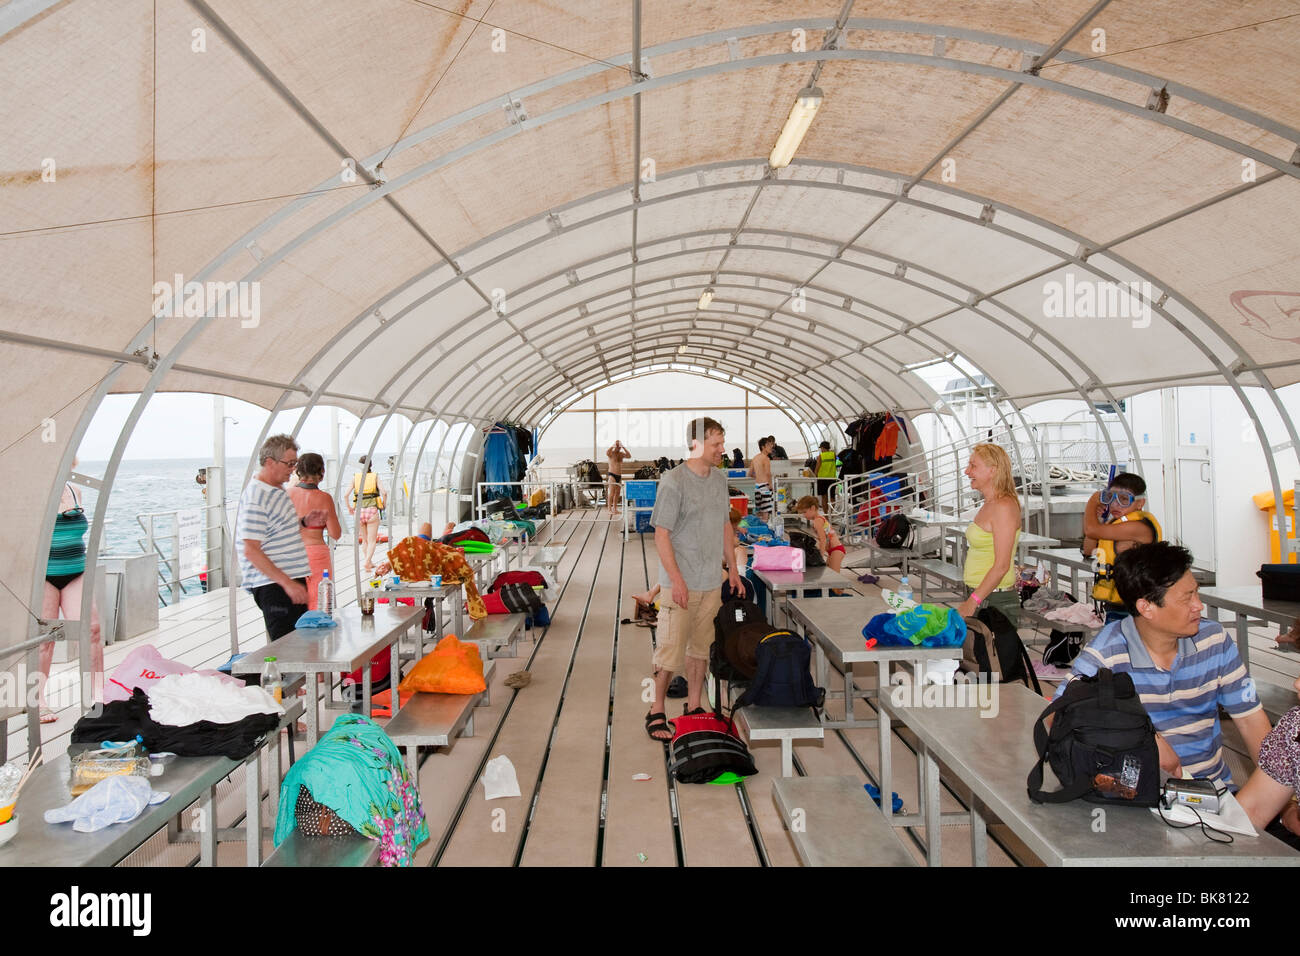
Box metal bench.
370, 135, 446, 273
771, 775, 917, 867
384, 659, 497, 777
735, 705, 824, 777
913, 558, 964, 600
262, 830, 381, 867
464, 613, 527, 659
528, 544, 566, 583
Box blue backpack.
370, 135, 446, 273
732, 631, 825, 713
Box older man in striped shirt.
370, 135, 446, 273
1053, 541, 1272, 787
238, 434, 329, 640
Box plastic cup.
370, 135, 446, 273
432, 574, 442, 588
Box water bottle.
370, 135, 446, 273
317, 570, 334, 618
261, 656, 282, 704
898, 575, 913, 605
773, 511, 786, 542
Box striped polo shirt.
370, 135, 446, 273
237, 478, 310, 590
1052, 615, 1260, 787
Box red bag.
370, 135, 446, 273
482, 593, 509, 614
668, 712, 757, 784
344, 646, 391, 687
489, 570, 547, 592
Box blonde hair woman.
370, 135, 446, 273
957, 443, 1021, 624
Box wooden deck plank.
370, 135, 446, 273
516, 520, 622, 866
436, 517, 613, 866
601, 533, 678, 867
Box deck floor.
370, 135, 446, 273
8, 506, 1298, 867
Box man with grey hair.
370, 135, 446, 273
238, 434, 329, 639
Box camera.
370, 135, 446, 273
1160, 777, 1226, 815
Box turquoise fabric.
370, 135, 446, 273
273, 714, 428, 866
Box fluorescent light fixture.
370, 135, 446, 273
768, 86, 823, 169
698, 288, 715, 310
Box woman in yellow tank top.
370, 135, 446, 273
956, 443, 1021, 625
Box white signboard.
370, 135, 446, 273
177, 509, 204, 580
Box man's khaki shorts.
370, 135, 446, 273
652, 588, 723, 675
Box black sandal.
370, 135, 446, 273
645, 711, 674, 742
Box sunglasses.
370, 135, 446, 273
1100, 489, 1136, 507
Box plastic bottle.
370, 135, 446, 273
317, 570, 334, 617
898, 575, 913, 605
772, 510, 786, 542
261, 656, 282, 704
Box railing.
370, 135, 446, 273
134, 495, 228, 605
474, 480, 558, 520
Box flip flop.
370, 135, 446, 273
39, 708, 57, 724
644, 711, 674, 742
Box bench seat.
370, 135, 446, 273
263, 830, 380, 867
735, 705, 823, 777
464, 613, 527, 659
772, 775, 917, 867
385, 660, 496, 776
913, 558, 964, 600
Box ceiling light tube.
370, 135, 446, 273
698, 288, 715, 309
768, 86, 824, 169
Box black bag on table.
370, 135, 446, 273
1027, 668, 1160, 807
786, 529, 826, 568
961, 606, 1041, 694
875, 513, 913, 549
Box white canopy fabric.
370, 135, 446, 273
2, 1, 1299, 649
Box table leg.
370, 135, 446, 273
245, 749, 262, 867
1235, 613, 1251, 674
922, 746, 942, 867
781, 740, 793, 778
305, 669, 320, 747
844, 659, 855, 724
362, 660, 373, 720
814, 641, 828, 701
969, 796, 988, 867
268, 726, 282, 821
878, 660, 893, 828
200, 785, 218, 867
455, 590, 465, 637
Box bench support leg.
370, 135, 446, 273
969, 797, 988, 867
922, 747, 942, 867
878, 660, 894, 828
200, 786, 218, 867
245, 750, 263, 867
780, 740, 793, 778
407, 745, 419, 781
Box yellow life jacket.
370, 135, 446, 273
816, 451, 838, 479
1092, 510, 1162, 604
351, 471, 382, 507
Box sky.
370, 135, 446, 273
78, 394, 410, 461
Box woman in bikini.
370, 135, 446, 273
797, 496, 848, 595
288, 453, 343, 608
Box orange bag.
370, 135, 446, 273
397, 635, 486, 695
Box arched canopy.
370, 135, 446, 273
3, 1, 1299, 649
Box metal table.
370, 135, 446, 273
378, 581, 465, 641
785, 594, 967, 831
232, 605, 423, 746
1029, 546, 1094, 600
1198, 585, 1300, 676
749, 566, 854, 627
890, 681, 1299, 866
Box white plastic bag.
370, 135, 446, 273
479, 754, 521, 800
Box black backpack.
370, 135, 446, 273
710, 598, 766, 682
633, 465, 659, 480
875, 513, 913, 549
1042, 628, 1083, 667
732, 631, 826, 713
961, 606, 1041, 694
1027, 668, 1160, 807
786, 529, 826, 568
668, 712, 758, 784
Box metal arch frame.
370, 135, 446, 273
532, 365, 813, 461
32, 18, 1300, 670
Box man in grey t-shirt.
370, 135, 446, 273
645, 417, 746, 741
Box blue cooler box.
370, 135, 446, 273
868, 475, 903, 499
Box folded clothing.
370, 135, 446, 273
1023, 588, 1076, 612
148, 672, 283, 727
73, 689, 282, 761
45, 776, 170, 833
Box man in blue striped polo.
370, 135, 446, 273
238, 434, 329, 639
1053, 541, 1272, 787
